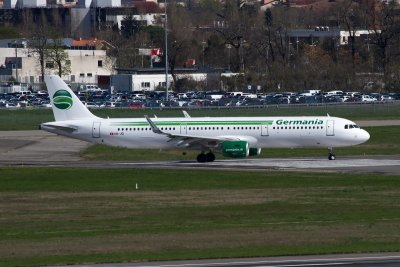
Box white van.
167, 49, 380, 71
19, 90, 31, 96
326, 90, 344, 95
79, 84, 101, 92
228, 92, 243, 97
300, 90, 320, 96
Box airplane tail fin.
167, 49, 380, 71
44, 75, 97, 121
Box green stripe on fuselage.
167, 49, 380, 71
110, 120, 274, 127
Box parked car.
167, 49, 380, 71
361, 95, 377, 102
129, 101, 144, 110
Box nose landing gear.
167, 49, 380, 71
328, 147, 336, 160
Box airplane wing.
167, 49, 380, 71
145, 116, 254, 150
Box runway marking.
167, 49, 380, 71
133, 255, 400, 267
114, 158, 400, 170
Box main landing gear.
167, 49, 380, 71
328, 147, 336, 160
197, 152, 215, 163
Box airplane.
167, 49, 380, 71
40, 75, 370, 162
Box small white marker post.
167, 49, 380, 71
135, 183, 139, 190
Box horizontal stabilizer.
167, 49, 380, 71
40, 123, 77, 134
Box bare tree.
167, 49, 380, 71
27, 22, 49, 83
365, 0, 400, 76
336, 0, 366, 75
214, 1, 253, 72
165, 1, 195, 86
46, 37, 71, 78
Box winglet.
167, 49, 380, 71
145, 115, 164, 134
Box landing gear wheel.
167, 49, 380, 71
197, 153, 207, 163
328, 147, 336, 160
205, 152, 216, 162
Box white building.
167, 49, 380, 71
3, 0, 45, 8
0, 41, 114, 86
339, 30, 380, 45
3, 0, 18, 9
95, 0, 121, 7
21, 0, 46, 7
106, 13, 162, 29
77, 0, 121, 8
111, 73, 207, 92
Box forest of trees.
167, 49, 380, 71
3, 0, 400, 92
98, 0, 400, 92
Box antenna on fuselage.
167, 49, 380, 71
183, 110, 191, 118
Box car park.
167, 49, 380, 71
0, 87, 398, 110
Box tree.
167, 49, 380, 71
336, 0, 366, 75
365, 0, 400, 76
165, 1, 195, 86
46, 37, 71, 77
120, 15, 141, 39
27, 24, 49, 83
214, 1, 249, 72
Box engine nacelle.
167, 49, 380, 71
221, 141, 249, 158
249, 147, 262, 156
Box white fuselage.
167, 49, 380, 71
41, 116, 370, 150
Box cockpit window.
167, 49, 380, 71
345, 124, 360, 129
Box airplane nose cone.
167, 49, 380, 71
360, 129, 370, 143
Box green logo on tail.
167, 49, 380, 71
53, 90, 73, 110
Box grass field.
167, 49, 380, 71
0, 104, 399, 266
0, 168, 400, 266
82, 126, 400, 161
0, 102, 399, 130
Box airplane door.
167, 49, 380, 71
92, 122, 101, 138
261, 124, 269, 136
180, 123, 187, 134
326, 120, 334, 136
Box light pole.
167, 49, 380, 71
202, 39, 206, 68
227, 44, 231, 71
164, 0, 168, 102
14, 40, 18, 82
